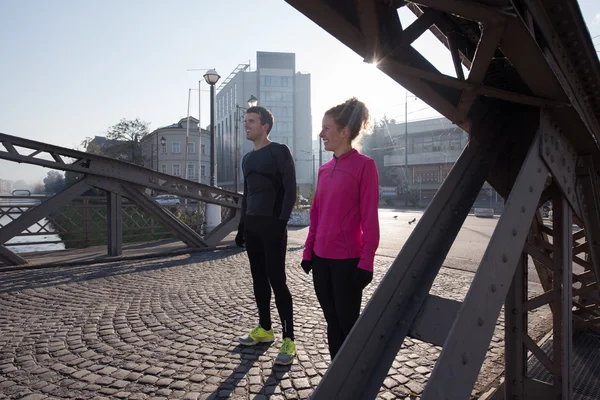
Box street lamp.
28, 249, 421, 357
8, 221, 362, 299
234, 95, 259, 192
203, 69, 221, 233
159, 136, 166, 173
203, 69, 221, 187
247, 95, 258, 107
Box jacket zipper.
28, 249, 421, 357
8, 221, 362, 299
331, 157, 339, 177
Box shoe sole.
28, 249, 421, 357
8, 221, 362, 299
239, 337, 275, 346
274, 356, 295, 366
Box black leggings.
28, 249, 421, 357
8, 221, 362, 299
244, 216, 294, 340
312, 253, 363, 359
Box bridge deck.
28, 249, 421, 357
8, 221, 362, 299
0, 248, 552, 400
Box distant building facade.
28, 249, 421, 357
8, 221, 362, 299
375, 117, 502, 209
215, 51, 313, 194
141, 117, 211, 184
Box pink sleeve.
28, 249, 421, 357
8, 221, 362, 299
357, 159, 380, 272
303, 181, 319, 261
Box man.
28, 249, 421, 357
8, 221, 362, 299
235, 106, 297, 365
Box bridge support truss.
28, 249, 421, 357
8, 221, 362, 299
0, 133, 242, 266
286, 0, 600, 398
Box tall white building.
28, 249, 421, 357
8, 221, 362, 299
215, 51, 313, 194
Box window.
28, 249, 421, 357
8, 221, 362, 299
172, 142, 181, 154
201, 165, 206, 176
187, 164, 195, 179
161, 144, 167, 154
201, 144, 206, 154
172, 164, 181, 176
161, 164, 167, 174
187, 142, 195, 154
422, 137, 433, 153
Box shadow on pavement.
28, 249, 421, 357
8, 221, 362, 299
207, 343, 282, 399
0, 248, 244, 293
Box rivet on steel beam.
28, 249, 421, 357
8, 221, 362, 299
512, 228, 518, 237
502, 254, 508, 263
550, 155, 555, 163
567, 187, 571, 194
512, 308, 518, 314
491, 284, 497, 292
477, 317, 484, 326
521, 206, 526, 213
529, 186, 534, 193
462, 353, 468, 365
537, 167, 542, 173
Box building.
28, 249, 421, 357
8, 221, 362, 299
375, 117, 502, 210
0, 178, 13, 195
141, 117, 211, 184
215, 51, 313, 194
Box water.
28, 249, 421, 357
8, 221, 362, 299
0, 197, 65, 253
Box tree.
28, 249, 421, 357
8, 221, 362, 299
105, 118, 150, 165
32, 182, 45, 194
43, 171, 65, 194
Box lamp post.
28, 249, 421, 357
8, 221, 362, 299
405, 91, 419, 207
203, 69, 221, 233
234, 95, 259, 192
203, 69, 221, 186
159, 136, 166, 173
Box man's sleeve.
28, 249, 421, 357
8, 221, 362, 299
302, 175, 319, 261
275, 144, 297, 221
239, 155, 248, 228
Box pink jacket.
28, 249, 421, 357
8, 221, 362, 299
302, 149, 380, 272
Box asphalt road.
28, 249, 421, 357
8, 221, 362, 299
287, 207, 547, 284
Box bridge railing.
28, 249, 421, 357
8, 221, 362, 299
0, 192, 234, 254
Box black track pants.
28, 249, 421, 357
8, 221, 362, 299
312, 253, 363, 359
244, 216, 294, 340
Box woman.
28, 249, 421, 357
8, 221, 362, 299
301, 97, 380, 359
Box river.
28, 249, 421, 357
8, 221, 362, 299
0, 197, 65, 253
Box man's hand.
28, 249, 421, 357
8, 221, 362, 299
235, 225, 245, 248
301, 260, 312, 274
355, 268, 373, 290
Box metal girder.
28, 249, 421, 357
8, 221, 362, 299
0, 245, 27, 265
89, 176, 207, 249
412, 0, 514, 24
522, 0, 600, 147
0, 132, 241, 209
0, 179, 92, 265
422, 133, 548, 400
552, 188, 574, 398
408, 295, 462, 347
311, 103, 510, 400
107, 192, 123, 256
455, 21, 505, 123
576, 156, 600, 293
540, 113, 581, 217
504, 252, 528, 399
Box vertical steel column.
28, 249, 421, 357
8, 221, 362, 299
504, 252, 528, 399
421, 133, 548, 400
552, 191, 573, 399
107, 192, 123, 256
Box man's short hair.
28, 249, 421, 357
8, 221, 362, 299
246, 106, 274, 134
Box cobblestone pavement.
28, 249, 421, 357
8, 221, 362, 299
0, 248, 551, 400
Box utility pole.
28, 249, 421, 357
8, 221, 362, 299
405, 91, 409, 207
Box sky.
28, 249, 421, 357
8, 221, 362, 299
1, 0, 599, 183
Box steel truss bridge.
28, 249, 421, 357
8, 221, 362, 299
285, 0, 600, 399
0, 133, 241, 266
